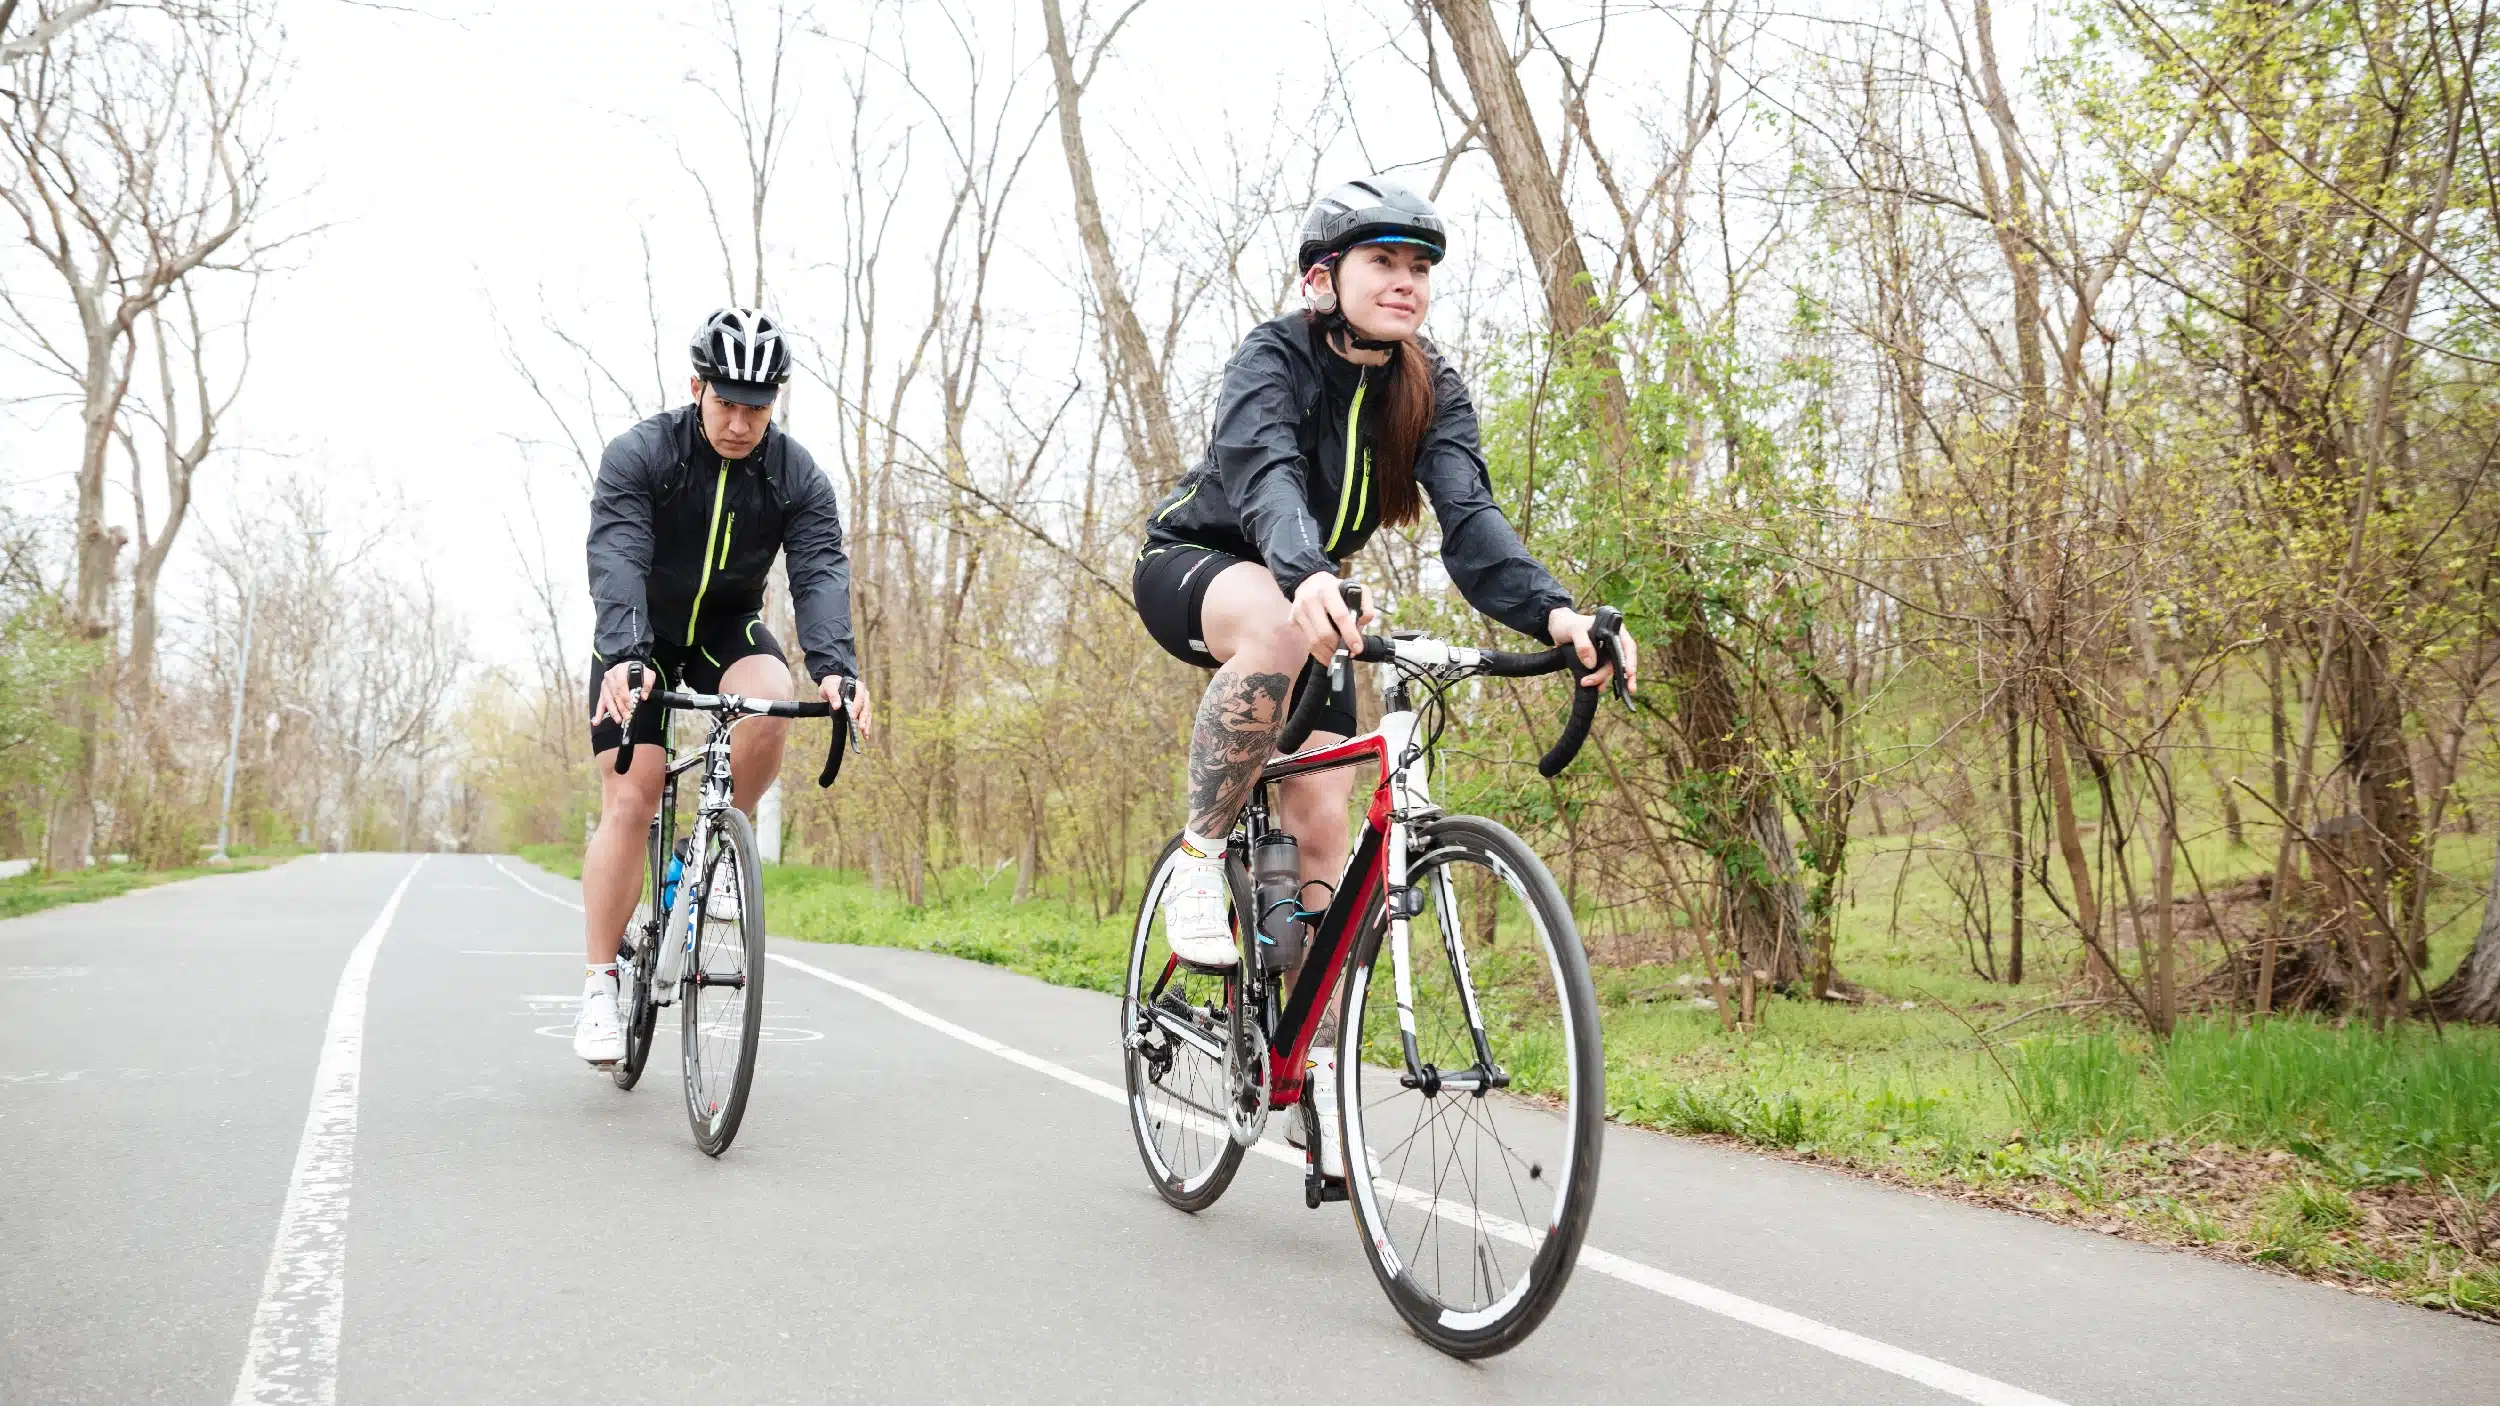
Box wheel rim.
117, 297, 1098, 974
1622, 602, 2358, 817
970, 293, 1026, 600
1124, 856, 1242, 1194
683, 850, 753, 1138
1341, 843, 1585, 1331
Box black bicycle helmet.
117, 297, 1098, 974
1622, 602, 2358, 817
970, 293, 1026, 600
690, 307, 792, 406
1296, 177, 1448, 272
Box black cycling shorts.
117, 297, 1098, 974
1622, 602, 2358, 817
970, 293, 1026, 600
588, 613, 787, 755
1133, 544, 1357, 740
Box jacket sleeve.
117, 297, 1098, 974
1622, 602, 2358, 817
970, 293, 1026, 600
780, 444, 860, 683
1210, 330, 1333, 599
587, 428, 658, 665
1416, 359, 1574, 641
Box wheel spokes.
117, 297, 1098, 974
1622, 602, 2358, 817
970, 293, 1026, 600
1353, 848, 1576, 1319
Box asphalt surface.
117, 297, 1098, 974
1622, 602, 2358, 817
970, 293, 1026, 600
2, 852, 2492, 1404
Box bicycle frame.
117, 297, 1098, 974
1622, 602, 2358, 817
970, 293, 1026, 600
1145, 678, 1495, 1113
640, 711, 745, 1003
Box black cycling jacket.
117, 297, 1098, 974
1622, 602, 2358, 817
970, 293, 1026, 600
1140, 313, 1572, 641
586, 404, 858, 683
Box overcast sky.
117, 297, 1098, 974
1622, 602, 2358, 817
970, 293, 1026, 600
1, 0, 2045, 677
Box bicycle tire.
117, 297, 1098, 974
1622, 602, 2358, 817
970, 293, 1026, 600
682, 807, 766, 1156
1121, 835, 1250, 1212
612, 823, 663, 1091
1336, 814, 1604, 1358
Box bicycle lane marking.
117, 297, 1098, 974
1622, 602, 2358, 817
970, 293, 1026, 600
763, 952, 2067, 1406
230, 856, 425, 1406
486, 857, 2067, 1406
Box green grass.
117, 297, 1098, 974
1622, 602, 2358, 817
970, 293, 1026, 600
0, 853, 290, 921
516, 843, 582, 879
764, 866, 1134, 994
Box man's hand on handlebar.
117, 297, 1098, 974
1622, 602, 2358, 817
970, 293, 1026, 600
595, 659, 654, 726
1548, 606, 1638, 695
1291, 572, 1378, 664
820, 673, 873, 740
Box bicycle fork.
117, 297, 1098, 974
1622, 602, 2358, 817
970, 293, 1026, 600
1377, 706, 1507, 1098
655, 735, 737, 1001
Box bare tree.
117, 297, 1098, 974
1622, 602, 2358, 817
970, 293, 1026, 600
0, 0, 275, 865
0, 0, 109, 61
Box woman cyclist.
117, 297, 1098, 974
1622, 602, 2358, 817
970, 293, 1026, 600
1132, 176, 1635, 1172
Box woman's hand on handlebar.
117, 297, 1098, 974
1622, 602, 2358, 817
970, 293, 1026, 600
1291, 572, 1377, 664
595, 659, 653, 726
1548, 606, 1637, 694
821, 673, 873, 739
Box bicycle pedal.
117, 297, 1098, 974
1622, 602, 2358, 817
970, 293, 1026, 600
1302, 1172, 1347, 1208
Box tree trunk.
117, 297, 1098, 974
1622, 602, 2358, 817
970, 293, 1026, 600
1432, 0, 1811, 983
2038, 679, 2107, 986
1040, 0, 1184, 496
2430, 837, 2500, 1023
2006, 694, 2026, 983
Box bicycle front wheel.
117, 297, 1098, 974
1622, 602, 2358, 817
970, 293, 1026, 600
1337, 815, 1604, 1358
682, 807, 766, 1156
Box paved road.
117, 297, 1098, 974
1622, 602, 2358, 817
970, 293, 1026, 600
2, 853, 2492, 1404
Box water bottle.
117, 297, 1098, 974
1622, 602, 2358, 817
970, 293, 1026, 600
1251, 831, 1305, 972
660, 840, 686, 915
655, 839, 692, 996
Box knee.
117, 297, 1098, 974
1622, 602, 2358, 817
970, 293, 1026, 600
1231, 612, 1305, 675
600, 765, 662, 827
1280, 780, 1353, 852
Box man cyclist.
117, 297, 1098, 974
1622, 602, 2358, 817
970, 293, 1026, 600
572, 307, 872, 1063
1131, 178, 1634, 1173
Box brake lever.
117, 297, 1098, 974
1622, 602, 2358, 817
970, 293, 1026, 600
1591, 605, 1631, 706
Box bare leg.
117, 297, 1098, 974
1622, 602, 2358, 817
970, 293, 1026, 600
583, 746, 664, 965
718, 652, 795, 817
1189, 564, 1311, 839
1276, 744, 1357, 904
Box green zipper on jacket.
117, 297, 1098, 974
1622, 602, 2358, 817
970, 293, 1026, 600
718, 512, 736, 569
1324, 367, 1370, 554
686, 462, 730, 644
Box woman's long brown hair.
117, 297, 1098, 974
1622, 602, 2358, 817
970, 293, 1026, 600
1371, 337, 1432, 529
1305, 310, 1432, 530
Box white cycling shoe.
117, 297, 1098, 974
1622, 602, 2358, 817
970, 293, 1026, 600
573, 971, 624, 1064
1308, 1047, 1345, 1178
702, 866, 741, 924
1159, 854, 1236, 968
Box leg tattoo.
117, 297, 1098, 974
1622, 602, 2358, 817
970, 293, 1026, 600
1187, 665, 1293, 839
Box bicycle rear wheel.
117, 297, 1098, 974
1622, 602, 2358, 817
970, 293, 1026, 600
1337, 815, 1604, 1358
682, 808, 766, 1156
612, 825, 663, 1091
1121, 836, 1250, 1211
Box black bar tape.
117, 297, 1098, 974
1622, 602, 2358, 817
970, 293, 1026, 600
1538, 682, 1603, 778
1275, 659, 1333, 756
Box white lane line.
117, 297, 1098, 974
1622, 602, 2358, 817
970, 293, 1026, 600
459, 950, 578, 956
767, 950, 2069, 1406
486, 854, 583, 910
230, 857, 425, 1406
